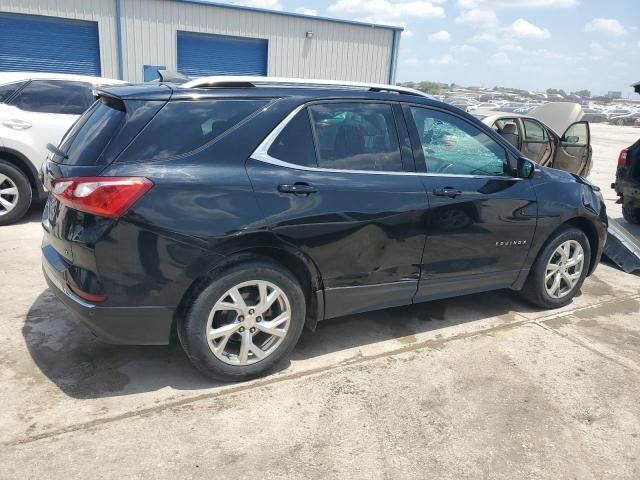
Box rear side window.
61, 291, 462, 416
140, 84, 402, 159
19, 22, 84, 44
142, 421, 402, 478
10, 80, 94, 115
267, 109, 317, 167
123, 100, 267, 161
0, 81, 25, 103
308, 103, 403, 172
55, 98, 125, 166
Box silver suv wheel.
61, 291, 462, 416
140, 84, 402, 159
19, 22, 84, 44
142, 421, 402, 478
0, 173, 19, 216
206, 280, 291, 366
545, 240, 584, 299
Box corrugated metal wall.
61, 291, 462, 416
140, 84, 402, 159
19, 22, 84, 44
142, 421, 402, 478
0, 0, 398, 84
0, 0, 119, 78
119, 0, 396, 83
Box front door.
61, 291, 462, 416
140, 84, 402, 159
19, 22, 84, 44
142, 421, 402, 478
553, 121, 591, 175
247, 101, 429, 318
403, 104, 538, 301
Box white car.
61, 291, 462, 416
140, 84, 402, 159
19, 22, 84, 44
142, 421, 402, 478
0, 72, 126, 224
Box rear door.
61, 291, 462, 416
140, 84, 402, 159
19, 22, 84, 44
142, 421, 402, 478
553, 121, 591, 176
246, 101, 429, 318
403, 104, 538, 301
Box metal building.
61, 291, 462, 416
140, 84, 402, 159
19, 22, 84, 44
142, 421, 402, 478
0, 0, 401, 84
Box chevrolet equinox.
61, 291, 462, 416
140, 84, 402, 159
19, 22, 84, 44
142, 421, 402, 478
41, 77, 607, 381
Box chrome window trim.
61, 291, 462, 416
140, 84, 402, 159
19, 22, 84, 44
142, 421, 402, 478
250, 103, 523, 181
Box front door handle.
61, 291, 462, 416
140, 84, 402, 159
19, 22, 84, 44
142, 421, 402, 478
2, 119, 32, 130
433, 187, 462, 198
278, 183, 318, 195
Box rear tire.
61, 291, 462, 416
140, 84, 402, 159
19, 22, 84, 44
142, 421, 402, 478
0, 160, 32, 226
178, 260, 306, 382
616, 119, 625, 126
520, 226, 591, 309
622, 203, 640, 224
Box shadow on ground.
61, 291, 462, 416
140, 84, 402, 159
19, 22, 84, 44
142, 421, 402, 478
24, 286, 541, 400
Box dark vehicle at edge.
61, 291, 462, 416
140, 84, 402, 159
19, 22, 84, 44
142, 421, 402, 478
613, 140, 640, 223
41, 80, 608, 381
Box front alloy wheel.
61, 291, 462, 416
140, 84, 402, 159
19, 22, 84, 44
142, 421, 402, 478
207, 280, 291, 366
544, 240, 584, 299
520, 226, 591, 309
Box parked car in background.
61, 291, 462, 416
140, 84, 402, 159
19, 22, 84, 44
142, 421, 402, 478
581, 108, 608, 123
0, 72, 125, 225
609, 112, 640, 126
475, 103, 592, 177
613, 140, 640, 223
41, 77, 606, 381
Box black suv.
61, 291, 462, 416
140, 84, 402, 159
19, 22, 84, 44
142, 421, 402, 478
613, 140, 640, 224
41, 78, 607, 381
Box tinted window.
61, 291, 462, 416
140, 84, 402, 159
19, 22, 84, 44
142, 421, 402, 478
268, 108, 317, 167
308, 103, 402, 172
0, 81, 25, 103
409, 106, 506, 176
523, 119, 548, 142
124, 100, 267, 161
55, 98, 125, 166
11, 80, 94, 115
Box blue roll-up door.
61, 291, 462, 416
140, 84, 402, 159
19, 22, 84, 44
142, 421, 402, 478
0, 12, 100, 76
177, 31, 267, 77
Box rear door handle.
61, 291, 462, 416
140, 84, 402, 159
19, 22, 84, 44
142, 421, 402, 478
2, 119, 32, 130
278, 183, 318, 195
433, 187, 462, 198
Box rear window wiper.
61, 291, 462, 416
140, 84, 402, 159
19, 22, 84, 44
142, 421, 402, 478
46, 143, 68, 159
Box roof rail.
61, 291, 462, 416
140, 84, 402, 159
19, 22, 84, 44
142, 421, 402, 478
180, 76, 433, 98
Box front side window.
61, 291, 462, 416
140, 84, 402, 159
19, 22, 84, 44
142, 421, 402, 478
409, 106, 507, 176
123, 99, 267, 161
10, 80, 94, 115
562, 122, 588, 145
308, 103, 403, 172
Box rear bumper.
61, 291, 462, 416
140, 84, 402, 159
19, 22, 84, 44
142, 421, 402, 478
42, 244, 174, 345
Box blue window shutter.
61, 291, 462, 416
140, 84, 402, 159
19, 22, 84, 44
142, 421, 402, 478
177, 31, 268, 77
0, 13, 100, 76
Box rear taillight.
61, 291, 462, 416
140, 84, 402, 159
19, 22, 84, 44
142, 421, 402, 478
618, 148, 629, 167
52, 177, 153, 219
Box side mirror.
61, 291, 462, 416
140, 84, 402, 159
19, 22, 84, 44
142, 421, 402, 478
517, 157, 538, 179
562, 135, 580, 144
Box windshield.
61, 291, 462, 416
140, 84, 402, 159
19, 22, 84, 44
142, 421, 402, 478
53, 97, 125, 166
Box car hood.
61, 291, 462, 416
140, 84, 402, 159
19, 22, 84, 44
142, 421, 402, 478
528, 102, 583, 136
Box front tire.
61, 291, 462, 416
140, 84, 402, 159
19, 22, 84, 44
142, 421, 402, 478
0, 160, 32, 226
520, 227, 591, 309
178, 260, 306, 382
622, 202, 640, 224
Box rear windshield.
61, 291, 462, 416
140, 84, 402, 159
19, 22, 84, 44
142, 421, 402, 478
0, 81, 25, 103
55, 97, 125, 166
120, 99, 268, 161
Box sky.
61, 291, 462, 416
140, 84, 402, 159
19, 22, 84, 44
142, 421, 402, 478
217, 0, 640, 97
